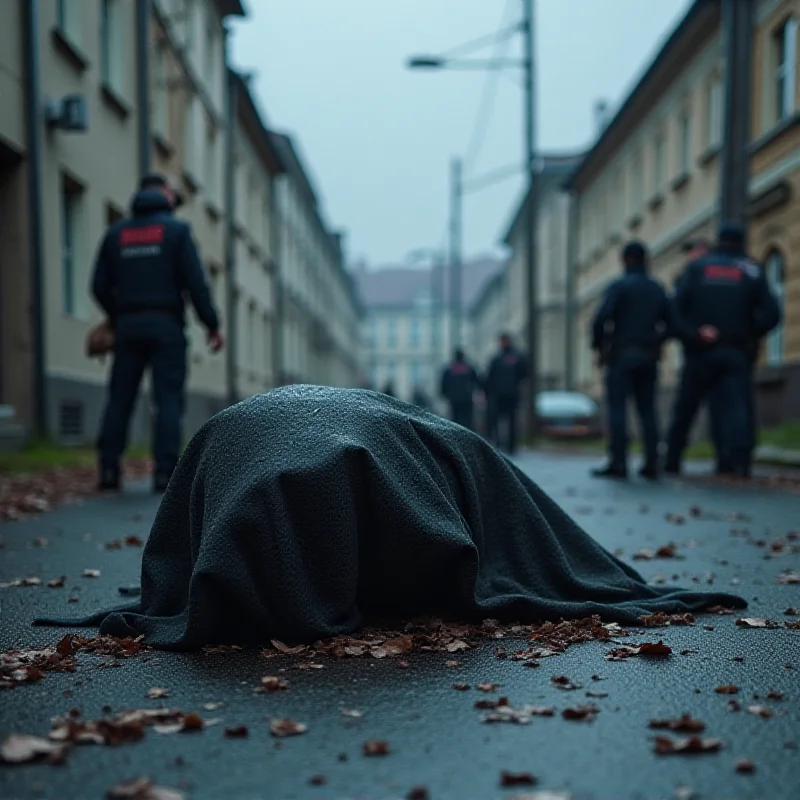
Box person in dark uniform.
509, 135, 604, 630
440, 349, 481, 430
590, 241, 671, 480
381, 381, 395, 398
664, 223, 780, 477
484, 333, 528, 454
92, 174, 224, 493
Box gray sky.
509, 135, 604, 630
231, 0, 692, 268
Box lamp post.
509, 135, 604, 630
406, 0, 539, 439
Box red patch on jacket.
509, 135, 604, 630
120, 225, 165, 247
703, 264, 742, 281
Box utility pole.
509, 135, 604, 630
719, 0, 754, 238
449, 157, 463, 353
523, 0, 539, 439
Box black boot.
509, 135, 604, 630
591, 463, 628, 479
638, 464, 659, 481
98, 465, 121, 492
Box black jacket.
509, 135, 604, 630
485, 347, 527, 401
591, 265, 671, 360
91, 191, 220, 332
441, 360, 480, 405
671, 248, 780, 351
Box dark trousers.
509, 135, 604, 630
604, 355, 659, 468
98, 315, 187, 476
490, 396, 518, 454
450, 402, 474, 431
709, 362, 756, 472
665, 346, 751, 471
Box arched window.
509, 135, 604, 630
764, 249, 786, 366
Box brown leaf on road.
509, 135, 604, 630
255, 676, 290, 693
269, 718, 307, 738
224, 725, 249, 738
561, 705, 599, 722
481, 704, 553, 724
786, 620, 800, 630
648, 714, 705, 733
0, 576, 42, 588
309, 775, 327, 786
106, 776, 186, 800
407, 787, 429, 800
639, 612, 695, 627
777, 571, 800, 585
551, 675, 581, 691
124, 535, 144, 547
735, 759, 756, 774
637, 641, 673, 656
500, 770, 538, 787
180, 712, 204, 731
269, 639, 307, 655
736, 618, 780, 629
476, 682, 500, 692
585, 691, 608, 699
341, 708, 363, 718
47, 576, 67, 588
653, 735, 723, 755
747, 705, 772, 719
444, 660, 461, 668
475, 697, 509, 710
146, 687, 169, 699
785, 608, 800, 616
82, 569, 101, 578
705, 605, 735, 615
445, 639, 470, 653
452, 683, 471, 691
0, 733, 68, 764
728, 700, 742, 712
363, 739, 389, 756
715, 684, 740, 694
767, 689, 784, 701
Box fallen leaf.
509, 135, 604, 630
0, 733, 68, 764
728, 699, 742, 712
551, 675, 581, 691
747, 705, 772, 719
270, 640, 307, 655
784, 608, 799, 616
637, 641, 672, 656
146, 688, 169, 699
735, 759, 756, 774
82, 569, 101, 578
715, 684, 740, 695
767, 689, 784, 701
585, 691, 608, 699
255, 676, 290, 693
777, 571, 800, 585
476, 682, 500, 693
407, 787, 429, 800
444, 660, 461, 668
561, 705, 599, 722
639, 613, 695, 627
653, 735, 723, 755
363, 739, 389, 756
269, 718, 307, 738
735, 618, 780, 629
445, 639, 469, 653
308, 775, 327, 786
0, 576, 42, 588
124, 535, 144, 547
47, 576, 67, 588
452, 683, 471, 691
203, 702, 224, 711
105, 776, 186, 799
341, 709, 363, 718
649, 714, 705, 733
500, 770, 537, 787
705, 605, 735, 615
224, 725, 248, 738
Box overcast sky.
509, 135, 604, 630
231, 0, 692, 269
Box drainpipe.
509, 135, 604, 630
564, 191, 579, 391
271, 182, 284, 388
23, 0, 47, 437
223, 62, 238, 406
135, 0, 152, 178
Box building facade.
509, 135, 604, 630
0, 0, 364, 452
270, 133, 363, 391
468, 269, 509, 374
501, 153, 584, 391
567, 0, 800, 427
357, 259, 503, 407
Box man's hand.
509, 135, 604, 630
208, 330, 225, 353
698, 324, 719, 344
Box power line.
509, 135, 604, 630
461, 0, 517, 179
441, 19, 520, 61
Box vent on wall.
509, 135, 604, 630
58, 401, 84, 444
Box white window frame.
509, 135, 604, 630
707, 72, 723, 148
654, 132, 666, 193
775, 16, 798, 122
765, 250, 785, 366
100, 0, 126, 96
56, 0, 83, 46
631, 150, 644, 211
678, 107, 692, 174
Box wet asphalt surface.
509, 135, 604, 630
1, 452, 799, 800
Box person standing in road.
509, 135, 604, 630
92, 173, 224, 493
664, 223, 780, 477
440, 348, 481, 430
484, 333, 528, 455
590, 241, 672, 480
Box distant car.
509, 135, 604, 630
536, 391, 602, 439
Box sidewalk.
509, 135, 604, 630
1, 453, 799, 800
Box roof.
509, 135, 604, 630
355, 257, 505, 311
501, 151, 586, 245
269, 132, 320, 211
213, 0, 247, 17
231, 71, 285, 176
564, 0, 717, 192
469, 268, 506, 316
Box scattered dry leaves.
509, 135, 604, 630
715, 684, 740, 695
736, 618, 780, 629
649, 714, 705, 733
363, 739, 389, 756
735, 759, 756, 774
561, 705, 599, 722
653, 736, 723, 755
255, 676, 290, 693
105, 776, 186, 800
269, 718, 307, 738
500, 771, 538, 787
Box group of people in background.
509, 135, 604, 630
591, 222, 780, 481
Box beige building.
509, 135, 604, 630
568, 0, 800, 425
501, 154, 584, 391
469, 269, 509, 375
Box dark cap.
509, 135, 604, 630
681, 238, 709, 253
622, 240, 647, 263
718, 222, 745, 247
139, 173, 169, 191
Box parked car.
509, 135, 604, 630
536, 391, 602, 439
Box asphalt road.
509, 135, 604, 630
1, 452, 799, 800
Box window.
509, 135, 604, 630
56, 0, 82, 46
60, 176, 85, 318
678, 108, 692, 174
774, 17, 798, 122
653, 132, 666, 193
631, 150, 644, 211
706, 73, 723, 148
765, 250, 786, 366
153, 41, 169, 138
100, 0, 125, 95
205, 118, 219, 207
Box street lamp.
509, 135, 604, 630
406, 0, 539, 440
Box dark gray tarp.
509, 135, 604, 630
36, 387, 745, 649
